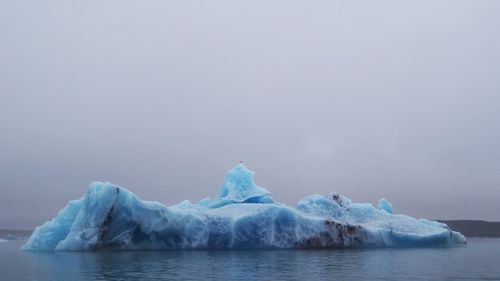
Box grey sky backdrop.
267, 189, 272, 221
1, 1, 500, 229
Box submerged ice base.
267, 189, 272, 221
22, 164, 466, 251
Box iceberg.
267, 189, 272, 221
22, 164, 466, 251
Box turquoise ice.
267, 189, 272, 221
22, 164, 466, 251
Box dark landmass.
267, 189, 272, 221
438, 220, 500, 237
0, 229, 32, 240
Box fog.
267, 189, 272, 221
1, 0, 499, 229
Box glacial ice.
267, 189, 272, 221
378, 198, 394, 214
22, 164, 466, 251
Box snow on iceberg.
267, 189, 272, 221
22, 164, 466, 251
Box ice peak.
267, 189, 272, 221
216, 163, 273, 204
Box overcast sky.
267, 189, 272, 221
1, 1, 500, 229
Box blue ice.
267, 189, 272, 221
22, 164, 466, 251
378, 198, 394, 214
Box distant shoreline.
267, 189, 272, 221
437, 220, 500, 238
0, 229, 32, 240
1, 220, 500, 239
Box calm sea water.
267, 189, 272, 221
1, 239, 499, 281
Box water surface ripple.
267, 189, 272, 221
1, 239, 499, 280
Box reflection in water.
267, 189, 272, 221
8, 239, 499, 281
26, 250, 328, 281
